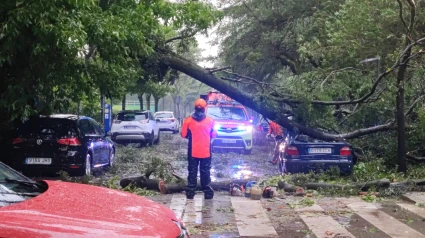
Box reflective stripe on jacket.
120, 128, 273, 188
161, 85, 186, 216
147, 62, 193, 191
181, 116, 216, 158
267, 121, 283, 137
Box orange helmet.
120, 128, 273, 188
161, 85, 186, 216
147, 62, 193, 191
194, 99, 207, 109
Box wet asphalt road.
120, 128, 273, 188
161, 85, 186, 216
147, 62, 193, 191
31, 133, 425, 238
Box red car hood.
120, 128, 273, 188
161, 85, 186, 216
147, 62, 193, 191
0, 181, 180, 237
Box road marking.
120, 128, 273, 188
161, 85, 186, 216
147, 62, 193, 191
230, 197, 278, 237
169, 194, 186, 220
182, 196, 203, 224
397, 202, 425, 218
296, 204, 355, 238
347, 201, 425, 238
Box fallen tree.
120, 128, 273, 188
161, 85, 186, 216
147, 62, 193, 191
160, 37, 425, 142
120, 175, 425, 195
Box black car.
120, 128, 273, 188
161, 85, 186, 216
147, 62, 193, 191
278, 134, 356, 175
4, 114, 115, 177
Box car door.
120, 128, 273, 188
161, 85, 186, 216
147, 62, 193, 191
77, 119, 102, 166
90, 119, 109, 165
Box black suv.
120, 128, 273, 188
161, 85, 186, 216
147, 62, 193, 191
4, 114, 115, 177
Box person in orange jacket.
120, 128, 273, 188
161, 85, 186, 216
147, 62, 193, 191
266, 120, 284, 164
181, 99, 217, 199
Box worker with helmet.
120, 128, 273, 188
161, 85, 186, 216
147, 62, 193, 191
181, 98, 217, 199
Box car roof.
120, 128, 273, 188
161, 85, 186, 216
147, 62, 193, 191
117, 110, 149, 113
154, 111, 173, 114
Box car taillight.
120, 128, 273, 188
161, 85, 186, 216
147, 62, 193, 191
12, 138, 23, 144
139, 119, 149, 124
169, 119, 175, 122
340, 146, 351, 156
58, 138, 81, 146
285, 146, 299, 155
114, 120, 121, 124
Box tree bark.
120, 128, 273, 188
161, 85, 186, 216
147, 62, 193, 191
121, 95, 126, 110
138, 94, 144, 111
161, 53, 396, 141
146, 93, 151, 111
154, 96, 159, 112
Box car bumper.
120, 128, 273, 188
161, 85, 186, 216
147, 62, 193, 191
285, 159, 353, 174
212, 130, 253, 150
111, 132, 152, 142
158, 123, 178, 131
5, 152, 86, 175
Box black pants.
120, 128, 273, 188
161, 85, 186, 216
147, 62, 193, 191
186, 156, 214, 199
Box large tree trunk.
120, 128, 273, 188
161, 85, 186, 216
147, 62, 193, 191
121, 95, 126, 110
154, 96, 159, 112
146, 93, 151, 111
162, 53, 396, 141
138, 94, 144, 111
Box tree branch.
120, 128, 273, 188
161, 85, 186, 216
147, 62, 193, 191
165, 31, 198, 44
405, 94, 425, 116
320, 67, 365, 91
207, 66, 231, 73
397, 0, 409, 31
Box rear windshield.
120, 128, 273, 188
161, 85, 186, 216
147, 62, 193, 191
207, 107, 247, 121
117, 112, 148, 121
16, 118, 77, 138
155, 113, 173, 118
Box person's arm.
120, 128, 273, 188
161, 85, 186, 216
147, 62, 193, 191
267, 122, 273, 136
181, 118, 189, 138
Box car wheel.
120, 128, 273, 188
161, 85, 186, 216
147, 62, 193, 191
154, 130, 160, 144
108, 149, 115, 167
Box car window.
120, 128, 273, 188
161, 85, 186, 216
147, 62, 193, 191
155, 113, 173, 118
78, 119, 97, 136
90, 119, 104, 136
16, 118, 77, 138
207, 107, 248, 121
117, 112, 148, 121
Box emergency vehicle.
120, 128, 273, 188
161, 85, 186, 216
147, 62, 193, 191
201, 91, 253, 154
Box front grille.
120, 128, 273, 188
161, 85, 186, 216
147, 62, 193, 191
216, 136, 243, 139
218, 127, 244, 133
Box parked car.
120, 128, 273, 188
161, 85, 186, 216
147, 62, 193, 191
278, 134, 356, 175
4, 114, 115, 177
111, 110, 160, 146
0, 161, 189, 237
154, 111, 180, 134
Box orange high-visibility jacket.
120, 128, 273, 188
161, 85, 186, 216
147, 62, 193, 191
268, 121, 283, 137
181, 116, 217, 159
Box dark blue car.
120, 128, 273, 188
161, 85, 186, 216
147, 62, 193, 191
278, 134, 356, 175
4, 114, 115, 177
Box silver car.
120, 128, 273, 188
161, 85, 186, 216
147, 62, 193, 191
154, 111, 180, 134
110, 110, 160, 146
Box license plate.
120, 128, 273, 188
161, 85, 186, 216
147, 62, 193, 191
26, 158, 52, 165
222, 139, 237, 143
124, 126, 137, 129
308, 148, 332, 154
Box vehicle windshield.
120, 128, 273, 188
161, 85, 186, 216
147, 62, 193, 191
0, 163, 47, 207
17, 118, 77, 138
155, 113, 173, 118
117, 112, 148, 121
207, 107, 248, 121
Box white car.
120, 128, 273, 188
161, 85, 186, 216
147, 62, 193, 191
111, 110, 160, 145
154, 111, 180, 134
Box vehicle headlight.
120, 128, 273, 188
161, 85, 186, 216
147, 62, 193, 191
172, 220, 189, 238
238, 125, 253, 132
278, 142, 286, 152
214, 124, 221, 130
